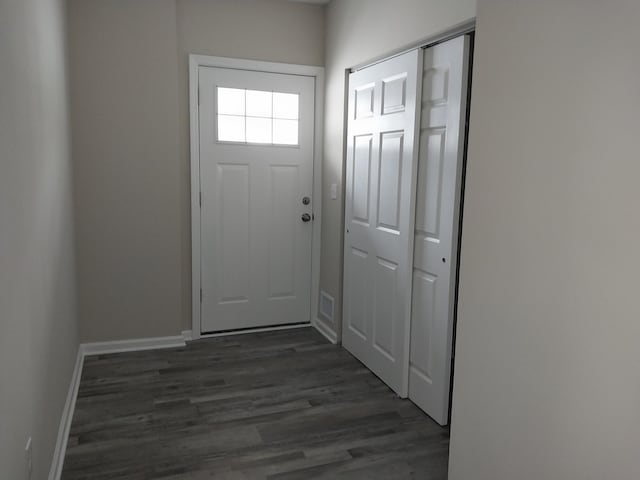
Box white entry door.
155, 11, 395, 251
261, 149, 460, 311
343, 50, 421, 396
409, 36, 471, 425
198, 66, 315, 333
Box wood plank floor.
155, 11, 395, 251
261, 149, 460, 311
62, 328, 449, 479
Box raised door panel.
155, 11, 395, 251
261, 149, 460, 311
423, 66, 448, 106
409, 271, 437, 383
372, 257, 398, 360
268, 165, 298, 299
352, 135, 373, 225
377, 132, 404, 233
217, 164, 250, 304
355, 84, 375, 119
347, 248, 369, 340
382, 74, 407, 115
416, 130, 445, 241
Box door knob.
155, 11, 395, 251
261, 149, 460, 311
301, 213, 312, 223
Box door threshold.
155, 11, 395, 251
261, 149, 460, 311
199, 322, 311, 339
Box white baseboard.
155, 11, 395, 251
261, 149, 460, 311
313, 316, 338, 344
47, 334, 187, 478
81, 335, 186, 356
48, 345, 84, 480
182, 329, 193, 342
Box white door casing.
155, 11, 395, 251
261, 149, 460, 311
343, 50, 422, 397
197, 65, 315, 333
409, 36, 471, 425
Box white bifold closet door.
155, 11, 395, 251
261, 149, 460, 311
343, 36, 470, 423
343, 50, 422, 397
409, 35, 470, 426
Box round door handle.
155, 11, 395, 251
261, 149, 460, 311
301, 213, 312, 223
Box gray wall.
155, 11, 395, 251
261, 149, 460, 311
68, 0, 183, 342
67, 0, 325, 342
0, 0, 79, 478
449, 1, 640, 478
321, 0, 476, 335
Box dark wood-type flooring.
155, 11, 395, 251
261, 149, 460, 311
62, 327, 449, 479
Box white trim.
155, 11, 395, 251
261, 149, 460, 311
189, 54, 324, 339
311, 69, 325, 341
189, 54, 325, 77
189, 55, 201, 339
47, 335, 185, 479
81, 335, 186, 356
182, 329, 194, 342
313, 317, 338, 345
48, 346, 84, 480
198, 322, 312, 339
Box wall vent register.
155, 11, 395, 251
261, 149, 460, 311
217, 87, 299, 145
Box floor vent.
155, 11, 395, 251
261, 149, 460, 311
319, 291, 335, 323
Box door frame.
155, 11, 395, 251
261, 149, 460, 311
189, 54, 325, 340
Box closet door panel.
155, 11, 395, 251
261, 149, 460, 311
343, 50, 422, 396
409, 35, 471, 425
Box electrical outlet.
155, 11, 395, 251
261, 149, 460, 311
24, 437, 32, 480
